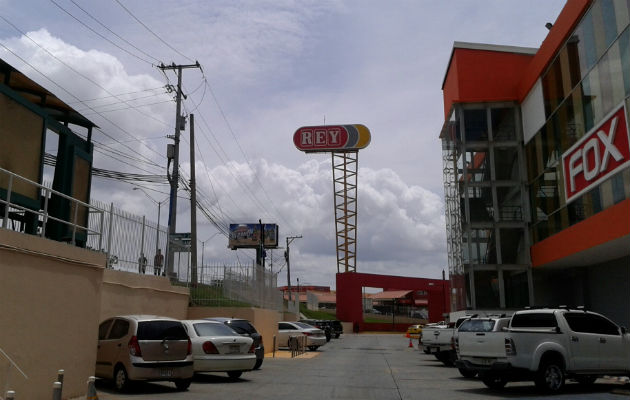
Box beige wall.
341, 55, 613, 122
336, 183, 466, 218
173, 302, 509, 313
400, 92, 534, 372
0, 229, 105, 400
188, 307, 281, 353
100, 269, 189, 321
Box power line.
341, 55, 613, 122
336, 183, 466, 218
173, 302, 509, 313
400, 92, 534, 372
67, 0, 163, 64
112, 0, 195, 63
48, 0, 157, 65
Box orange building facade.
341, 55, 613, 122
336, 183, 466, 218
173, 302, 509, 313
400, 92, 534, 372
441, 0, 630, 326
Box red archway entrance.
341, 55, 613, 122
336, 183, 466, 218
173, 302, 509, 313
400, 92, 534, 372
336, 272, 450, 331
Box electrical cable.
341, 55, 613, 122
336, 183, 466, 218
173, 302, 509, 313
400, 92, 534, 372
112, 0, 195, 63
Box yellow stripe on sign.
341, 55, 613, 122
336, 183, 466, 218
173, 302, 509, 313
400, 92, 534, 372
354, 124, 371, 149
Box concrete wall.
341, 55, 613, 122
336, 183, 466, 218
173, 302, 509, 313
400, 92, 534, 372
0, 229, 105, 400
188, 307, 281, 354
100, 269, 190, 321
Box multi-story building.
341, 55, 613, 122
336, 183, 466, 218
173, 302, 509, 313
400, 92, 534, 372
441, 0, 630, 326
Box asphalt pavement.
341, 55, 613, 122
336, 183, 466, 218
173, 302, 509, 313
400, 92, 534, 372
87, 333, 630, 400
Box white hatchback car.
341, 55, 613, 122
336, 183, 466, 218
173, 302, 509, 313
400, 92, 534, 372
181, 320, 256, 379
277, 321, 327, 351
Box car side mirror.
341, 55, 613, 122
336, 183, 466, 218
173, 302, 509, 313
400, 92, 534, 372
621, 326, 627, 334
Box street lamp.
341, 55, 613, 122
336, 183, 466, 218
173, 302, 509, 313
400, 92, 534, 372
133, 187, 169, 257
200, 231, 222, 268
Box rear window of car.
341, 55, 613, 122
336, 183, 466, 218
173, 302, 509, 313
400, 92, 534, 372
194, 322, 239, 337
458, 319, 495, 332
295, 322, 314, 329
137, 321, 188, 340
227, 320, 257, 334
510, 313, 557, 328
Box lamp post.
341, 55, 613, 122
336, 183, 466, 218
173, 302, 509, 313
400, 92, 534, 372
200, 232, 221, 268
133, 187, 168, 257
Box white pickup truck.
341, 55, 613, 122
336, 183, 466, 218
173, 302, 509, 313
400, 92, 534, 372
420, 317, 470, 366
460, 308, 630, 393
454, 316, 511, 378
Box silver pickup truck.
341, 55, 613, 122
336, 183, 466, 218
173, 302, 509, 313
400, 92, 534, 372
420, 317, 470, 366
458, 308, 630, 393
454, 316, 511, 378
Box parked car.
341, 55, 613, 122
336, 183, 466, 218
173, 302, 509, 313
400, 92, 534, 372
454, 316, 511, 378
206, 317, 265, 369
420, 316, 471, 365
464, 308, 630, 393
406, 324, 423, 335
95, 315, 193, 392
300, 319, 332, 341
329, 320, 343, 338
277, 321, 327, 350
181, 320, 256, 379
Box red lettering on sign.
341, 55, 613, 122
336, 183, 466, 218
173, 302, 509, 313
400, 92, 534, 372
562, 105, 630, 203
293, 126, 348, 151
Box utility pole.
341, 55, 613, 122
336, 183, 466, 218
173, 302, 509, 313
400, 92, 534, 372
158, 61, 200, 278
189, 114, 197, 285
284, 235, 302, 302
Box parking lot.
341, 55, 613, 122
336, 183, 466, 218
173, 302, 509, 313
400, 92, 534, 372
88, 333, 630, 400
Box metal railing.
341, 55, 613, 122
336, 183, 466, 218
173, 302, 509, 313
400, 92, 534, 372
0, 167, 283, 310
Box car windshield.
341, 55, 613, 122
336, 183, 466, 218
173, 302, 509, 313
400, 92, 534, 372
458, 319, 495, 332
294, 322, 315, 329
194, 322, 239, 337
137, 321, 188, 340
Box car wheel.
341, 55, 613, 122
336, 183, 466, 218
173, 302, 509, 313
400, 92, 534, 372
458, 367, 477, 378
481, 374, 507, 389
174, 378, 192, 391
308, 345, 319, 351
575, 375, 597, 386
535, 358, 565, 393
253, 358, 263, 370
227, 371, 243, 379
114, 365, 130, 392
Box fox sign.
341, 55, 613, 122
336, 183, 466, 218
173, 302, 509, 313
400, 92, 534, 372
293, 124, 371, 152
562, 104, 630, 203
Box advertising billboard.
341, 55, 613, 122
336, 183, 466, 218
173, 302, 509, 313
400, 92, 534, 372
562, 103, 630, 203
229, 223, 279, 250
293, 124, 371, 152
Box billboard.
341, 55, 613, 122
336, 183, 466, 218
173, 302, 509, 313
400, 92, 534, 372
229, 223, 279, 250
562, 103, 630, 203
293, 124, 371, 152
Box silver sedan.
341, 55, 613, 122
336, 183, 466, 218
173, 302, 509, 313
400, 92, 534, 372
181, 320, 256, 379
277, 321, 327, 350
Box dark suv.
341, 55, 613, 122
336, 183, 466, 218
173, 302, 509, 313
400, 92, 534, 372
301, 319, 332, 341
206, 318, 264, 369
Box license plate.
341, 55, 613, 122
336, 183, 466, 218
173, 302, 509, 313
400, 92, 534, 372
160, 368, 173, 377
229, 344, 240, 354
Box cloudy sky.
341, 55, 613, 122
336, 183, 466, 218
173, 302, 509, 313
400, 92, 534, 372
1, 0, 566, 288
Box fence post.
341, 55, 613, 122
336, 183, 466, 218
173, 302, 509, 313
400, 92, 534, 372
86, 376, 98, 400
97, 208, 105, 251
272, 335, 276, 358
105, 203, 114, 266
56, 370, 64, 392
139, 215, 146, 274
71, 197, 79, 245
5, 390, 15, 399
41, 188, 50, 238
51, 381, 62, 400
3, 174, 12, 228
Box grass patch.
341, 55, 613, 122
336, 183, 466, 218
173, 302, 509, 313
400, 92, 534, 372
300, 305, 338, 320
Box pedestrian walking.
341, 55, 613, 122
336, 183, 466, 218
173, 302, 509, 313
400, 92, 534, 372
138, 254, 147, 274
154, 249, 164, 276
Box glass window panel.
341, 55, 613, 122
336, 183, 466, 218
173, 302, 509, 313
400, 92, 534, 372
612, 172, 626, 203
600, 176, 615, 208
463, 109, 488, 142
570, 86, 587, 143
566, 35, 583, 88
619, 28, 630, 96
601, 0, 620, 46
568, 197, 586, 226
491, 107, 516, 141
581, 8, 599, 71
592, 1, 611, 60
598, 50, 615, 113
614, 0, 630, 33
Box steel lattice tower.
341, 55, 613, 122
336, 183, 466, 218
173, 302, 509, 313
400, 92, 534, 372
331, 151, 358, 273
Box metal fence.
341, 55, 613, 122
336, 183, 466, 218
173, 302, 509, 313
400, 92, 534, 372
0, 166, 283, 310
